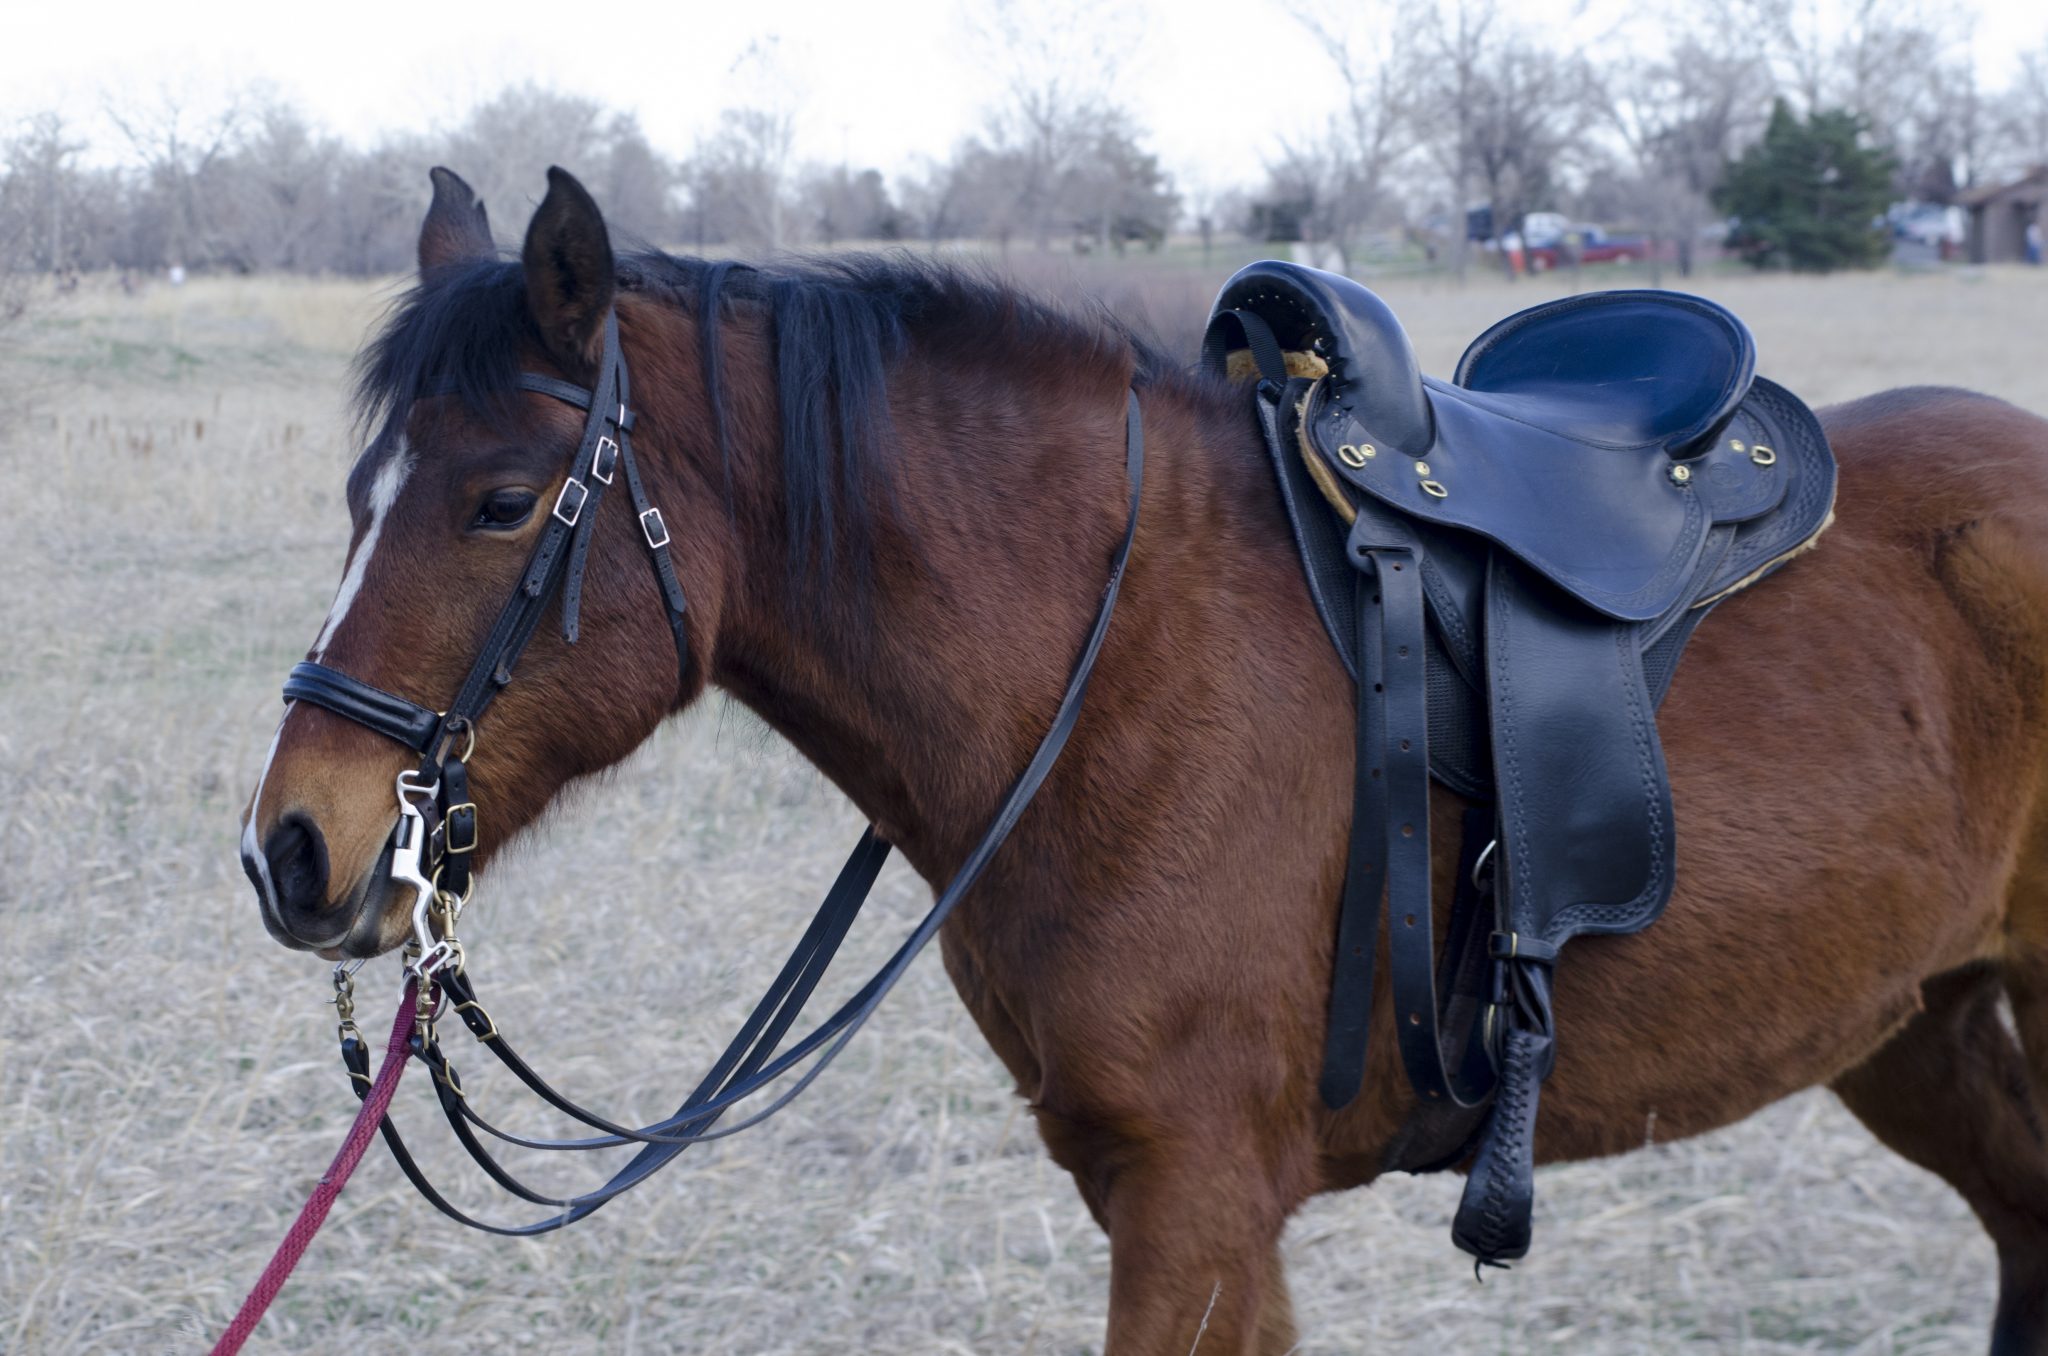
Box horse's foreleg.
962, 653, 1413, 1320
1040, 1108, 1300, 1356
1831, 963, 2048, 1355
1100, 1145, 1294, 1355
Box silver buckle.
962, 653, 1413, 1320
552, 477, 589, 526
589, 436, 617, 484
639, 507, 671, 549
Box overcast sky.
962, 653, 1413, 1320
7, 0, 2045, 196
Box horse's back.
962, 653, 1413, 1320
1532, 384, 2048, 1158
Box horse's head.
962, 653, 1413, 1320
239, 168, 725, 957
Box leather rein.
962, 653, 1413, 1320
280, 310, 1147, 1232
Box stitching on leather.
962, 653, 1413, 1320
1549, 626, 1669, 938
1493, 583, 1536, 910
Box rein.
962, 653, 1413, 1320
218, 308, 1144, 1342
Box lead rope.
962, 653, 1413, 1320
209, 977, 419, 1356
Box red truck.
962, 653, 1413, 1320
1524, 226, 1664, 272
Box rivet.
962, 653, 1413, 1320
1414, 460, 1430, 476
1669, 464, 1693, 485
1421, 480, 1448, 498
1730, 439, 1746, 452
1751, 444, 1776, 466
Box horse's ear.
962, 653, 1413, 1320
522, 166, 615, 368
418, 167, 494, 272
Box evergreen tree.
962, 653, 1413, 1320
1716, 100, 1896, 271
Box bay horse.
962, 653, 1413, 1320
240, 167, 2048, 1354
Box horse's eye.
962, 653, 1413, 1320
472, 488, 536, 531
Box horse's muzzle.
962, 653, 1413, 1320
242, 813, 394, 956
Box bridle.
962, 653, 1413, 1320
273, 307, 1146, 1232
284, 308, 687, 972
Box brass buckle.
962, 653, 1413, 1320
443, 801, 479, 854
552, 476, 589, 526
452, 999, 500, 1042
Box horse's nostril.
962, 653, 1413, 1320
264, 813, 331, 922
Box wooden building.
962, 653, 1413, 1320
1961, 168, 2046, 264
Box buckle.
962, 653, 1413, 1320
551, 477, 589, 526
639, 507, 671, 549
443, 801, 478, 854
589, 436, 618, 484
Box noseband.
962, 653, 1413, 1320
272, 309, 1146, 1233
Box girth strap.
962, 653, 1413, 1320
1321, 525, 1495, 1114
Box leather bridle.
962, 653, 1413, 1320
284, 309, 687, 969
276, 308, 1146, 1232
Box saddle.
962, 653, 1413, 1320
1204, 261, 1836, 1266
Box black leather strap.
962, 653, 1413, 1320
282, 662, 440, 753
558, 312, 628, 646
609, 339, 691, 687
1318, 569, 1390, 1110
1320, 523, 1497, 1116
512, 372, 636, 430
1202, 307, 1290, 385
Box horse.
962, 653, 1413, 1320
239, 167, 2048, 1354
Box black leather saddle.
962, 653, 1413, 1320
1205, 261, 1836, 1266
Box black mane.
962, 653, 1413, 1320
353, 250, 1182, 584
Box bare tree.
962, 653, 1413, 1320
327, 138, 433, 275
683, 108, 796, 248
1279, 0, 1415, 274
0, 157, 32, 329
1413, 0, 1499, 279
970, 0, 1137, 250
1730, 0, 1970, 193
1992, 44, 2048, 177
1448, 22, 1592, 279
3, 114, 87, 272
104, 85, 246, 270
214, 100, 341, 271
1597, 30, 1766, 277
796, 165, 898, 246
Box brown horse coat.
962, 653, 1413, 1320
242, 171, 2048, 1354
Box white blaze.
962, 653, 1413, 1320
243, 443, 412, 901
313, 448, 412, 658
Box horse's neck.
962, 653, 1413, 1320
713, 351, 1273, 884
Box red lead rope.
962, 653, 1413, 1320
210, 979, 418, 1356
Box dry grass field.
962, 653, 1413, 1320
3, 260, 2046, 1355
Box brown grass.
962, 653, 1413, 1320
3, 261, 2045, 1354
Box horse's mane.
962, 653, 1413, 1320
353, 250, 1189, 582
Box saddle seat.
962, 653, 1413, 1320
1210, 260, 1785, 621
